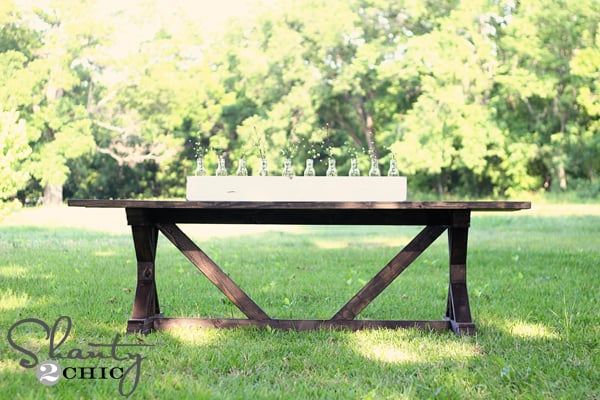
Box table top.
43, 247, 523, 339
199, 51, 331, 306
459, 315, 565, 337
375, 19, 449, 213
68, 199, 531, 211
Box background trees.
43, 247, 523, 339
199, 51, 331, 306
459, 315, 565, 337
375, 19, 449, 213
1, 0, 598, 209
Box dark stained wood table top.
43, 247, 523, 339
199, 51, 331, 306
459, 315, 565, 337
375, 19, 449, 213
68, 199, 531, 211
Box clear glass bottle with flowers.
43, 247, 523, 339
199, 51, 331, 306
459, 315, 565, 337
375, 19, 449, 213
326, 158, 337, 176
349, 157, 361, 176
236, 158, 248, 176
215, 156, 228, 176
367, 140, 381, 176
258, 158, 269, 176
321, 138, 337, 176
304, 159, 316, 176
368, 157, 380, 176
303, 142, 320, 176
194, 143, 208, 176
282, 158, 294, 176
280, 136, 298, 177
254, 127, 269, 176
345, 141, 363, 176
388, 156, 400, 176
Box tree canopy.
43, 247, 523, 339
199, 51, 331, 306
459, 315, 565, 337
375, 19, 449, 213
1, 0, 598, 209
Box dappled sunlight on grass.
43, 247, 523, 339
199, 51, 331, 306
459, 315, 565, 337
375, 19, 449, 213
94, 250, 116, 257
164, 328, 221, 346
350, 330, 482, 364
356, 341, 420, 363
0, 359, 25, 375
508, 321, 559, 340
0, 265, 28, 278
482, 317, 560, 340
312, 235, 413, 250
0, 289, 30, 310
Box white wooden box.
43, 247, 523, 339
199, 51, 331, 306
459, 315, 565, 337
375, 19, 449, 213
186, 176, 407, 202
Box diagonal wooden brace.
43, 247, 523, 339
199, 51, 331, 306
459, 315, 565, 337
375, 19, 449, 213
331, 225, 447, 320
157, 223, 271, 321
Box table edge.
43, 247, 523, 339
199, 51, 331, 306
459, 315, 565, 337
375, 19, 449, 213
67, 199, 531, 211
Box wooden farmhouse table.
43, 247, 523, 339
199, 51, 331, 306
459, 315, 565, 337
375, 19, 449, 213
68, 200, 530, 336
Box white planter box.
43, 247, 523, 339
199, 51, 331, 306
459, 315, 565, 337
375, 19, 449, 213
186, 176, 407, 202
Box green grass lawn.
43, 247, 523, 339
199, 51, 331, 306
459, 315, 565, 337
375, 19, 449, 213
1, 206, 599, 399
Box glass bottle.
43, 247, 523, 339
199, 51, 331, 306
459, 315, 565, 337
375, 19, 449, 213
368, 158, 381, 176
349, 158, 361, 176
388, 158, 400, 176
304, 159, 316, 176
194, 156, 206, 176
282, 158, 294, 177
258, 158, 269, 176
236, 158, 248, 176
215, 157, 228, 176
326, 158, 337, 176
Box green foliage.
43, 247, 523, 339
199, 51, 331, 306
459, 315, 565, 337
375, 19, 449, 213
1, 0, 599, 200
0, 107, 31, 216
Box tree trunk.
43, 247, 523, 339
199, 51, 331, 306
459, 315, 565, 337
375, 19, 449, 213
365, 114, 377, 159
558, 165, 567, 190
437, 174, 444, 197
43, 184, 63, 206
357, 94, 378, 159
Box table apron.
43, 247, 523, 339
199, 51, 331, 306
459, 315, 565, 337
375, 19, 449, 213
125, 208, 470, 226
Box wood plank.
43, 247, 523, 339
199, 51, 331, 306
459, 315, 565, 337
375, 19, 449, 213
68, 199, 531, 211
332, 225, 447, 320
130, 225, 160, 319
69, 199, 531, 226
152, 317, 452, 332
156, 223, 271, 321
446, 222, 473, 327
129, 208, 458, 226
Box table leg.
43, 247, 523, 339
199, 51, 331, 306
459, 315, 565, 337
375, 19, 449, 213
127, 224, 161, 334
445, 211, 475, 335
331, 225, 446, 321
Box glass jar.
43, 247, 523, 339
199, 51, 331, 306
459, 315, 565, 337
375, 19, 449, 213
303, 159, 316, 176
236, 158, 248, 176
215, 157, 228, 176
387, 159, 400, 176
326, 158, 337, 176
282, 158, 294, 177
258, 158, 269, 176
368, 158, 381, 176
349, 158, 361, 176
194, 156, 206, 176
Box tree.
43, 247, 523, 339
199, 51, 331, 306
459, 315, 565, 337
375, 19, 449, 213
494, 0, 600, 192
388, 0, 510, 195
7, 0, 110, 204
568, 22, 600, 194
0, 107, 31, 216
5, 0, 599, 201
0, 1, 41, 209
84, 4, 228, 196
